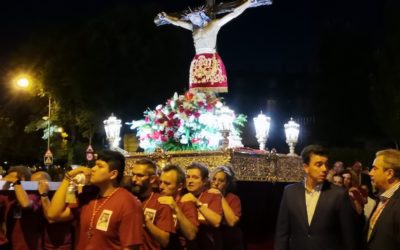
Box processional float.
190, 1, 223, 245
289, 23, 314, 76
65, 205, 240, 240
125, 0, 303, 183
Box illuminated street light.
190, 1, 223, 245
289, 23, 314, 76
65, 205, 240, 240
253, 112, 271, 151
104, 114, 122, 149
16, 77, 30, 88
216, 105, 234, 150
14, 74, 53, 165
284, 118, 300, 156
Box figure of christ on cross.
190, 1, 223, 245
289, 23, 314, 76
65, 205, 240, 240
155, 0, 272, 93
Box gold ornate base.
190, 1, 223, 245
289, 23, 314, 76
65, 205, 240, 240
126, 148, 303, 182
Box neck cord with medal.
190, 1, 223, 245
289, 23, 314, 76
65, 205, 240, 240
142, 192, 154, 209
87, 187, 120, 239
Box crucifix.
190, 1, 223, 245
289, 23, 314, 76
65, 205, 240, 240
155, 0, 272, 93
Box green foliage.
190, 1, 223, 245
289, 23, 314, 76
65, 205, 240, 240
3, 4, 193, 163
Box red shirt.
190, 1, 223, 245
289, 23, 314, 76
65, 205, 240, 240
196, 190, 223, 250
221, 193, 243, 250
0, 194, 8, 246
177, 199, 199, 228
141, 192, 175, 250
76, 188, 143, 250
44, 220, 73, 250
197, 190, 223, 223
44, 192, 73, 250
224, 193, 241, 218
3, 192, 44, 250
166, 198, 199, 250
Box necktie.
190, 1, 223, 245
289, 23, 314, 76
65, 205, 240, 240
367, 199, 388, 241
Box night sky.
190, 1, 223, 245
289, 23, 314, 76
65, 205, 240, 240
0, 0, 391, 163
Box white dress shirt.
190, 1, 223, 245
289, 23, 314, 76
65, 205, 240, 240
304, 180, 323, 225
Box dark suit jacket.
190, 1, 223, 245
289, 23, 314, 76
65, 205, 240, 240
275, 181, 361, 250
366, 187, 400, 250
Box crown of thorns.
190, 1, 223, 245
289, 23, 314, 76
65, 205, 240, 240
181, 5, 211, 20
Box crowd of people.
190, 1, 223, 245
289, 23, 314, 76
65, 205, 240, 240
0, 150, 243, 250
0, 145, 399, 250
275, 145, 400, 250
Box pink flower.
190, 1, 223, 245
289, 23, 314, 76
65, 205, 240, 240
152, 131, 161, 139
161, 135, 168, 142
193, 111, 201, 118
191, 138, 200, 143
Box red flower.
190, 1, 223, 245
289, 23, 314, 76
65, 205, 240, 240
185, 110, 192, 116
178, 106, 185, 113
145, 116, 149, 122
155, 118, 164, 124
167, 120, 174, 127
193, 111, 201, 118
167, 112, 176, 119
161, 135, 168, 142
198, 101, 205, 107
167, 130, 174, 138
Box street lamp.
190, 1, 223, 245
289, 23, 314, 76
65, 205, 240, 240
104, 114, 122, 149
284, 118, 300, 156
253, 111, 271, 151
216, 105, 234, 150
14, 75, 53, 165
16, 77, 30, 88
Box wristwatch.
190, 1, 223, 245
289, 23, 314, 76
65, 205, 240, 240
12, 179, 21, 186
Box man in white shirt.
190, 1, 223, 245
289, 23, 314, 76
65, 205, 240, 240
275, 145, 361, 250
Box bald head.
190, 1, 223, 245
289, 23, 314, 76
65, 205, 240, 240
31, 171, 51, 182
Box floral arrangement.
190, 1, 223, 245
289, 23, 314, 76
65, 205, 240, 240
128, 91, 246, 152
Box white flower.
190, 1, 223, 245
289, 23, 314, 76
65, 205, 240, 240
128, 120, 146, 130
180, 136, 188, 144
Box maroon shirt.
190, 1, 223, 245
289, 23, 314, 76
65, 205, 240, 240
76, 188, 143, 250
0, 194, 8, 246
224, 193, 241, 218
43, 192, 73, 250
196, 190, 223, 250
44, 220, 73, 250
141, 192, 175, 250
4, 193, 44, 250
166, 197, 199, 250
221, 193, 243, 250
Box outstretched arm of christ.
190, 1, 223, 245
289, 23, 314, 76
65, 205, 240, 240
155, 12, 193, 31
217, 0, 254, 27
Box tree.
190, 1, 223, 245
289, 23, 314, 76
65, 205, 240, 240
4, 3, 192, 164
